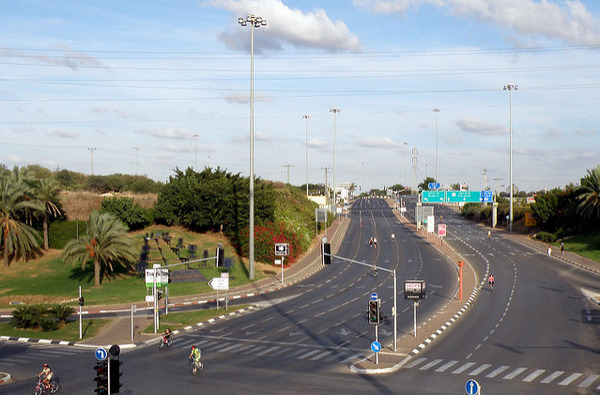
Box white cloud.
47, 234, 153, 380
135, 127, 193, 139
52, 129, 78, 138
358, 137, 408, 148
309, 138, 328, 148
356, 0, 600, 45
162, 144, 192, 154
225, 91, 271, 104
1, 44, 109, 71
11, 126, 36, 134
456, 118, 505, 136
88, 107, 137, 119
575, 127, 599, 136
208, 0, 361, 52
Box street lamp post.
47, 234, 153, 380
503, 83, 517, 232
87, 147, 97, 175
330, 108, 340, 215
303, 115, 310, 197
433, 108, 440, 182
193, 134, 199, 170
239, 14, 267, 280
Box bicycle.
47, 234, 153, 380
158, 335, 173, 350
488, 280, 494, 291
189, 358, 204, 375
33, 377, 59, 395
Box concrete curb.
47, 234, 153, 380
0, 372, 12, 385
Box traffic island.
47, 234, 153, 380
0, 372, 11, 384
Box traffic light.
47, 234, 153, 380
109, 357, 122, 394
322, 243, 331, 265
109, 345, 122, 394
216, 244, 224, 267
157, 290, 163, 300
368, 299, 380, 325
78, 296, 85, 306
94, 360, 108, 394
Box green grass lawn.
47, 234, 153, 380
558, 229, 600, 262
0, 318, 108, 342
143, 305, 249, 333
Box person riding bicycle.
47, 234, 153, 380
488, 274, 495, 289
162, 328, 172, 343
373, 237, 377, 248
487, 230, 491, 239
37, 363, 53, 391
189, 345, 202, 366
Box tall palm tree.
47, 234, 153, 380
36, 178, 63, 249
62, 211, 137, 286
0, 175, 44, 267
577, 165, 600, 221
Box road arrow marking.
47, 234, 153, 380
380, 329, 392, 336
339, 328, 351, 336
289, 329, 308, 336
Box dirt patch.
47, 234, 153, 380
60, 191, 157, 220
0, 295, 72, 306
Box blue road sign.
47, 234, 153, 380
95, 347, 107, 361
465, 379, 480, 395
482, 190, 493, 203
370, 292, 378, 301
428, 182, 441, 189
371, 341, 381, 353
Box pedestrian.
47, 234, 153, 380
547, 244, 552, 257
560, 242, 565, 254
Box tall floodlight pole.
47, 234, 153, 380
330, 108, 340, 215
433, 108, 440, 182
239, 14, 267, 280
503, 83, 517, 232
87, 147, 97, 175
133, 146, 140, 175
193, 134, 199, 170
303, 115, 310, 197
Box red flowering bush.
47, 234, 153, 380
235, 221, 302, 265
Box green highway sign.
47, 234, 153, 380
446, 190, 482, 203
422, 190, 446, 203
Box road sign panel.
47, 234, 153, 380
370, 292, 378, 300
422, 190, 445, 203
482, 190, 493, 203
95, 348, 107, 361
428, 182, 441, 189
438, 224, 446, 237
465, 379, 480, 395
274, 243, 289, 256
208, 276, 229, 290
447, 190, 482, 203
371, 341, 381, 353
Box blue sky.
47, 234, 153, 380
2, 0, 600, 193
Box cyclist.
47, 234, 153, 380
189, 345, 202, 367
488, 274, 495, 291
162, 328, 172, 345
373, 237, 377, 248
487, 230, 491, 239
391, 233, 395, 241
37, 363, 53, 391
372, 264, 378, 277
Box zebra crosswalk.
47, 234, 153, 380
172, 336, 366, 365
0, 343, 88, 368
403, 357, 600, 390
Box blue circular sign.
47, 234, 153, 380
370, 292, 378, 301
465, 379, 479, 395
95, 348, 107, 361
371, 341, 381, 353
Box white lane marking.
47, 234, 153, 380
419, 359, 443, 370
452, 362, 476, 374
558, 373, 582, 386
540, 371, 564, 384
522, 369, 545, 382
503, 367, 527, 380
297, 350, 321, 360
469, 364, 492, 376
435, 360, 458, 372
486, 366, 509, 378
404, 357, 427, 369
579, 374, 599, 388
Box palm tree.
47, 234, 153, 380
62, 211, 137, 286
36, 178, 63, 249
0, 175, 44, 267
577, 165, 600, 220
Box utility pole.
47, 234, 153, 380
493, 177, 503, 200
282, 164, 293, 184
411, 146, 419, 192
133, 146, 140, 175
322, 167, 331, 209
483, 169, 488, 191
87, 147, 97, 175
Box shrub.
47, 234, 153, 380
235, 221, 303, 264
11, 304, 71, 331
49, 304, 75, 326
100, 196, 152, 231
49, 220, 86, 249
534, 231, 558, 243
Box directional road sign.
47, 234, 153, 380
428, 182, 441, 189
482, 190, 493, 203
208, 276, 229, 290
370, 292, 378, 301
465, 379, 480, 395
447, 190, 482, 203
422, 190, 445, 203
371, 341, 381, 353
95, 347, 107, 361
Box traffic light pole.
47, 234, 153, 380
375, 324, 379, 365
78, 285, 82, 340
324, 252, 397, 352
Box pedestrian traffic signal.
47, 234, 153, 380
157, 290, 163, 300
322, 243, 331, 265
216, 244, 224, 267
368, 299, 380, 325
94, 360, 108, 394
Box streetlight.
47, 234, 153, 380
503, 83, 517, 232
133, 146, 140, 175
193, 134, 199, 170
303, 115, 310, 197
433, 108, 440, 182
87, 147, 97, 175
330, 108, 340, 215
239, 14, 267, 281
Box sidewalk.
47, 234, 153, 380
36, 216, 352, 349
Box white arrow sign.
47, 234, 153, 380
208, 277, 229, 290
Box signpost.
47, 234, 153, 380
404, 280, 426, 337
209, 274, 229, 310
274, 243, 289, 285
438, 224, 446, 245
422, 190, 445, 203
95, 347, 107, 361
465, 379, 480, 395
371, 341, 381, 365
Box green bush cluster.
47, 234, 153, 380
100, 196, 153, 231
11, 304, 74, 331
48, 220, 86, 249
